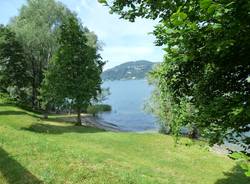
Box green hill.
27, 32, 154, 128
0, 102, 248, 183
102, 60, 159, 81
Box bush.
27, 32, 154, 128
86, 104, 111, 116
0, 92, 15, 104
230, 152, 250, 177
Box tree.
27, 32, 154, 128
10, 0, 72, 108
0, 25, 29, 102
40, 15, 104, 124
101, 0, 250, 152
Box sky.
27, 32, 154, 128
0, 0, 164, 70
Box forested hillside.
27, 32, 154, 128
102, 60, 158, 81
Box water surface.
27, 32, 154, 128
100, 80, 158, 131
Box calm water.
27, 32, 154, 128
100, 80, 158, 131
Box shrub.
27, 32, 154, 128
0, 92, 15, 104
230, 152, 250, 177
86, 104, 111, 116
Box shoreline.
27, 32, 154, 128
58, 114, 249, 155
57, 114, 125, 132
81, 115, 124, 132
57, 113, 158, 133
81, 115, 159, 133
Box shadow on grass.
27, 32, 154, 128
41, 116, 76, 124
0, 104, 105, 134
0, 110, 42, 119
0, 103, 42, 113
0, 110, 28, 116
0, 104, 76, 122
22, 123, 105, 134
0, 103, 15, 107
0, 147, 42, 184
214, 165, 250, 184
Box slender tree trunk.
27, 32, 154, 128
43, 111, 48, 119
188, 126, 199, 139
31, 60, 37, 108
31, 85, 36, 107
37, 56, 43, 109
43, 106, 48, 119
76, 107, 81, 125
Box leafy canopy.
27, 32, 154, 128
9, 0, 73, 107
0, 25, 29, 102
102, 0, 250, 152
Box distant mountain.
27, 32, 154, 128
102, 60, 159, 81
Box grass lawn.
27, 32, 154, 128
0, 103, 249, 184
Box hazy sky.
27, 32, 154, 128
0, 0, 164, 70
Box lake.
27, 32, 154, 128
100, 79, 159, 132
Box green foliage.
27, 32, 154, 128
1, 0, 105, 117
9, 0, 73, 107
87, 104, 112, 116
0, 25, 29, 103
0, 93, 14, 104
230, 152, 250, 177
98, 0, 107, 5
40, 15, 104, 123
105, 0, 250, 156
97, 104, 112, 111
86, 105, 98, 116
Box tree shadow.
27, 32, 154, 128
0, 111, 28, 116
214, 165, 250, 184
40, 116, 76, 124
0, 103, 12, 107
0, 147, 42, 184
0, 105, 105, 134
22, 123, 105, 134
0, 110, 42, 119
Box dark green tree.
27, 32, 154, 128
40, 16, 104, 124
101, 0, 250, 151
0, 25, 29, 102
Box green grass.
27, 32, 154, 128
0, 104, 249, 184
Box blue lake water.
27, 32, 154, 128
100, 80, 158, 132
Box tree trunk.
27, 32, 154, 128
76, 107, 81, 125
188, 126, 199, 139
43, 106, 48, 119
43, 111, 48, 119
37, 59, 44, 109
31, 59, 37, 108
31, 80, 36, 108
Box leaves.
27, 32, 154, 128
40, 15, 104, 118
200, 0, 212, 10
207, 4, 217, 14
0, 26, 29, 100
230, 152, 250, 177
106, 0, 250, 156
9, 0, 74, 107
170, 11, 188, 26
98, 0, 107, 5
246, 170, 250, 177
230, 152, 247, 160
